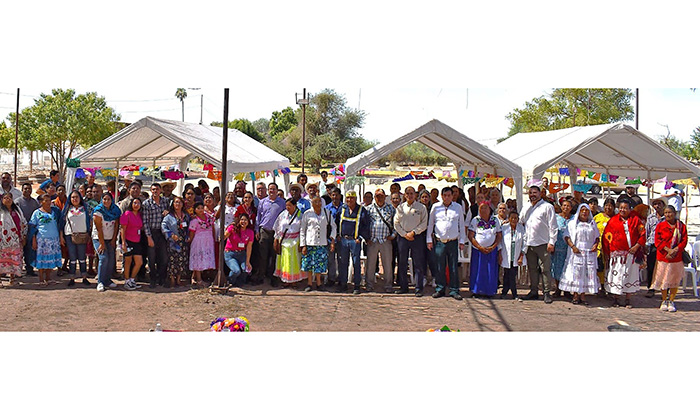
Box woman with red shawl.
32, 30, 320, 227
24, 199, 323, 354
653, 206, 688, 312
602, 200, 646, 308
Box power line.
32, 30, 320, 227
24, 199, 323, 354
107, 98, 177, 103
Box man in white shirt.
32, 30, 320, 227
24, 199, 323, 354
0, 172, 21, 200
662, 186, 683, 213
427, 187, 466, 300
519, 185, 557, 303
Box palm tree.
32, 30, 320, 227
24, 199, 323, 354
175, 88, 187, 121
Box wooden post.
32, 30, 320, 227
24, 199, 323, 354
214, 89, 230, 291
14, 88, 19, 186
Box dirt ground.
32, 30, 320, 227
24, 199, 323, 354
1, 274, 698, 332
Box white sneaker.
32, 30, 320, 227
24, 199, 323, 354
96, 283, 105, 292
660, 300, 668, 311
668, 301, 677, 312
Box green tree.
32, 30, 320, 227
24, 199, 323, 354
506, 88, 635, 136
210, 119, 264, 142
175, 88, 187, 122
0, 121, 13, 149
252, 117, 270, 140
688, 126, 700, 160
269, 107, 297, 138
8, 89, 121, 179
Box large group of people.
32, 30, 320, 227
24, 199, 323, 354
0, 170, 691, 312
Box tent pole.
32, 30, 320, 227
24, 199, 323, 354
116, 159, 120, 200
215, 88, 230, 290
152, 159, 156, 186
646, 170, 651, 205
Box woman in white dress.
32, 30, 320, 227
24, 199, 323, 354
559, 204, 600, 305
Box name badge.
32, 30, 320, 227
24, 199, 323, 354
137, 229, 141, 236
238, 242, 245, 249
180, 221, 187, 228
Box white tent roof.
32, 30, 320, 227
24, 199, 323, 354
345, 119, 523, 180
75, 117, 290, 174
494, 123, 700, 180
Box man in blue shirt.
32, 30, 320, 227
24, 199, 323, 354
335, 190, 371, 295
255, 182, 286, 286
324, 187, 343, 286
37, 170, 61, 200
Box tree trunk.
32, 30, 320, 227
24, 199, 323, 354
181, 100, 185, 122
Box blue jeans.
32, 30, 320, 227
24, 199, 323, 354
338, 237, 362, 289
397, 233, 426, 291
433, 239, 459, 294
224, 250, 247, 286
66, 235, 87, 275
93, 239, 116, 286
24, 238, 36, 274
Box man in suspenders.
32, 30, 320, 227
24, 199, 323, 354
335, 190, 371, 295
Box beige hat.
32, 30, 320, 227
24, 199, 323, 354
289, 183, 303, 191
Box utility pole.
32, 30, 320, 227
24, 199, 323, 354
187, 88, 203, 124
14, 88, 19, 186
635, 88, 639, 130
296, 88, 310, 174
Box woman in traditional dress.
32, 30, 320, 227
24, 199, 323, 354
59, 191, 92, 287
300, 196, 336, 292
559, 204, 600, 305
162, 196, 190, 288
92, 192, 121, 292
29, 194, 63, 286
468, 201, 502, 298
602, 200, 645, 308
594, 198, 616, 296
0, 192, 28, 285
203, 192, 219, 280
188, 202, 216, 288
653, 206, 688, 312
273, 198, 304, 286
552, 199, 574, 297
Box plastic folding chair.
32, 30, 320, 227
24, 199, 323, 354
682, 241, 700, 298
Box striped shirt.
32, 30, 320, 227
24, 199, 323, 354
142, 196, 171, 236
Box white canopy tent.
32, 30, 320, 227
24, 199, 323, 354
71, 117, 291, 193
344, 119, 524, 209
494, 123, 700, 201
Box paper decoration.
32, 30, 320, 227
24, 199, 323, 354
101, 169, 118, 178
601, 173, 608, 182
273, 169, 279, 177
527, 179, 543, 188
203, 163, 214, 171
580, 170, 588, 177
559, 168, 570, 176
609, 175, 619, 182
162, 170, 184, 180
592, 172, 601, 181
462, 177, 481, 184
573, 183, 594, 192
207, 170, 222, 181
392, 174, 414, 182
483, 177, 506, 187
75, 169, 85, 179
671, 178, 697, 186
598, 182, 617, 187
548, 183, 569, 194
624, 177, 642, 185
504, 178, 515, 188
250, 172, 256, 182
443, 170, 452, 178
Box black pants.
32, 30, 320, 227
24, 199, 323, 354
257, 228, 277, 281
147, 229, 169, 285
646, 245, 657, 289
502, 265, 518, 298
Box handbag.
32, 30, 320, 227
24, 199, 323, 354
274, 210, 299, 255
68, 211, 89, 244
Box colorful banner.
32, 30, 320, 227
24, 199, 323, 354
573, 183, 594, 192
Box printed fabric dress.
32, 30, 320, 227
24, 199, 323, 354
652, 219, 688, 290
189, 215, 216, 271
558, 205, 600, 294
274, 209, 304, 283
0, 209, 28, 276
29, 208, 63, 269
162, 213, 190, 279
551, 214, 571, 280
602, 213, 645, 295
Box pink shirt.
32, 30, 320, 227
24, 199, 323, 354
225, 226, 254, 252
119, 211, 143, 242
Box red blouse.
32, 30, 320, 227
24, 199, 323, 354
602, 213, 646, 255
654, 219, 688, 263
234, 204, 257, 229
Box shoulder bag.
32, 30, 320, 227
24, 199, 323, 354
274, 210, 299, 255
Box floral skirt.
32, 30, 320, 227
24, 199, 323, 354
0, 245, 23, 276
301, 245, 328, 274
275, 238, 304, 283
168, 242, 189, 278
33, 236, 63, 270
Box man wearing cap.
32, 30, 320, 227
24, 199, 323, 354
290, 183, 311, 214
644, 197, 666, 298
662, 185, 683, 213
393, 186, 428, 295
365, 188, 396, 293
255, 182, 286, 286
617, 186, 643, 207
335, 190, 370, 294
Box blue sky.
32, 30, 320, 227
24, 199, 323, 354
2, 87, 698, 147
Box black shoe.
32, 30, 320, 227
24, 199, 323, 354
149, 280, 157, 288
82, 278, 91, 286
336, 284, 346, 293
353, 288, 361, 295
395, 289, 408, 295
522, 292, 539, 300
553, 289, 562, 298
432, 291, 445, 299
67, 279, 75, 287
316, 284, 324, 292
450, 292, 463, 301
645, 289, 655, 298
544, 293, 553, 304
270, 278, 278, 287
415, 290, 423, 297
